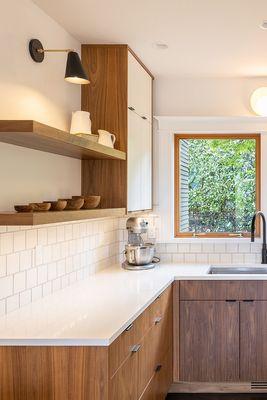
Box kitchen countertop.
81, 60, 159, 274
0, 263, 267, 346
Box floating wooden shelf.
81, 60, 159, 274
0, 120, 126, 160
0, 208, 126, 226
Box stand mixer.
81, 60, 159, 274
122, 217, 160, 271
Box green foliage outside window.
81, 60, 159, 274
187, 138, 256, 233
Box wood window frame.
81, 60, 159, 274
174, 133, 261, 238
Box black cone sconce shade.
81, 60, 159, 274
29, 39, 89, 85
65, 51, 89, 84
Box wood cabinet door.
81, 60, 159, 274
179, 300, 239, 382
240, 301, 267, 381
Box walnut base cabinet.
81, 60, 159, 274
0, 286, 172, 400
81, 45, 154, 212
176, 280, 267, 385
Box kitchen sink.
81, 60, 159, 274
208, 266, 267, 274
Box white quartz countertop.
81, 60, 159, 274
1, 263, 267, 346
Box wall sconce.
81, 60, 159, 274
250, 87, 267, 116
29, 38, 89, 85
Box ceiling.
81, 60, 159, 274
33, 0, 267, 78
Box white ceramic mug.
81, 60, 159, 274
70, 111, 92, 135
98, 130, 116, 148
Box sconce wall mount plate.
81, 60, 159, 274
29, 39, 44, 63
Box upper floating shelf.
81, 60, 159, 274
0, 120, 126, 160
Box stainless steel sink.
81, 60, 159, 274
208, 266, 267, 274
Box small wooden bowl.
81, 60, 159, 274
72, 195, 101, 209
59, 198, 84, 211
29, 203, 51, 212
14, 205, 34, 213
43, 200, 67, 211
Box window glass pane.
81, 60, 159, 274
179, 138, 257, 233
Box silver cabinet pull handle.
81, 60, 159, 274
125, 323, 134, 331
131, 344, 141, 353
128, 106, 135, 111
141, 116, 147, 120
154, 316, 162, 325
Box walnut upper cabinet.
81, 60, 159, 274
81, 45, 153, 212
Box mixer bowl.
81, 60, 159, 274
124, 244, 155, 266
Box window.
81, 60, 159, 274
174, 134, 260, 237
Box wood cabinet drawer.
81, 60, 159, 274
109, 349, 138, 400
138, 304, 173, 398
139, 347, 172, 400
109, 306, 151, 377
150, 285, 172, 324
179, 280, 267, 300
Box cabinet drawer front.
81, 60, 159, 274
109, 350, 138, 400
140, 347, 172, 400
138, 304, 173, 398
180, 280, 262, 300
150, 285, 172, 324
109, 307, 151, 377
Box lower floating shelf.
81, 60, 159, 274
0, 208, 126, 226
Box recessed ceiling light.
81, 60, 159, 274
155, 42, 168, 50
260, 21, 267, 30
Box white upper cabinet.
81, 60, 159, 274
128, 52, 152, 121
127, 51, 153, 212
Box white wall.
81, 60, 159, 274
154, 76, 267, 116
0, 0, 81, 210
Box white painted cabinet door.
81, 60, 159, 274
139, 118, 152, 210
127, 110, 152, 212
128, 52, 152, 121
127, 109, 142, 212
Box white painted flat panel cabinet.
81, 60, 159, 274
127, 51, 153, 212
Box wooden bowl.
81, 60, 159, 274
29, 202, 51, 212
43, 200, 67, 211
14, 205, 34, 213
72, 195, 101, 209
59, 198, 84, 211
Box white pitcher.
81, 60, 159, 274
70, 111, 92, 135
98, 130, 116, 148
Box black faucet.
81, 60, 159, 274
251, 211, 267, 264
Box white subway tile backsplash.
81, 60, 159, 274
26, 230, 37, 249
0, 299, 5, 316
37, 228, 47, 246
37, 265, 48, 285
26, 268, 38, 289
19, 290, 31, 307
0, 276, 13, 300
20, 250, 32, 271
7, 253, 19, 275
166, 244, 178, 253
0, 233, 13, 255
226, 243, 239, 253
13, 231, 26, 252
178, 243, 190, 253
32, 285, 43, 301
6, 294, 19, 313
0, 256, 6, 278
14, 271, 26, 294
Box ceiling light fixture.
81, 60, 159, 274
29, 38, 89, 85
250, 87, 267, 116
